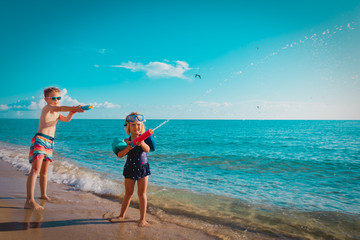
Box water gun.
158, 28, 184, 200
130, 129, 154, 147
81, 105, 93, 110
72, 105, 93, 113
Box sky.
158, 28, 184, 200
1, 0, 359, 120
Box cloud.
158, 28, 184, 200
111, 60, 192, 79
28, 99, 46, 110
90, 101, 120, 109
0, 104, 10, 111
195, 101, 233, 108
0, 88, 120, 111
61, 89, 82, 106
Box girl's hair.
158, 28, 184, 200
44, 87, 61, 97
124, 112, 146, 135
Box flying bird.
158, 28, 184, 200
195, 74, 201, 79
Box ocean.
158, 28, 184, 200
0, 119, 359, 239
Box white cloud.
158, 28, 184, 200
61, 88, 82, 106
0, 104, 9, 111
90, 101, 120, 109
28, 100, 46, 110
111, 60, 192, 79
195, 101, 233, 108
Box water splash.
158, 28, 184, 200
153, 119, 171, 131
153, 114, 178, 131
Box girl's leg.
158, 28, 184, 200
137, 176, 149, 227
118, 178, 136, 219
40, 160, 51, 200
24, 156, 44, 210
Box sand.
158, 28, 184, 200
0, 160, 222, 240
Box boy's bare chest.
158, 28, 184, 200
45, 112, 59, 122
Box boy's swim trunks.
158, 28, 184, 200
29, 133, 54, 163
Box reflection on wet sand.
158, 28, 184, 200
23, 199, 46, 229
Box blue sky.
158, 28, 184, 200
1, 0, 359, 119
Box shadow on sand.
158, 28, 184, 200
0, 200, 113, 232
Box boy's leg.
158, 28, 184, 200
24, 156, 44, 210
137, 176, 149, 227
118, 178, 135, 219
40, 160, 51, 201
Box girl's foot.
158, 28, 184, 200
138, 219, 150, 227
40, 195, 51, 201
24, 200, 44, 210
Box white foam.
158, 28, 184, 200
0, 143, 122, 196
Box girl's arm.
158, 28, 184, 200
137, 141, 150, 153
117, 139, 133, 158
58, 112, 76, 122
117, 145, 132, 158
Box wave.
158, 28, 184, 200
0, 142, 122, 197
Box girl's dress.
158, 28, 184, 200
123, 135, 155, 180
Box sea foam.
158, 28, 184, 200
0, 142, 122, 197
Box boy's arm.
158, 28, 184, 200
48, 105, 85, 113
58, 112, 76, 122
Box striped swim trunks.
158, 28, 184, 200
28, 133, 54, 163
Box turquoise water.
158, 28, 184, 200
0, 119, 359, 239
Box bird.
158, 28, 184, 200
195, 74, 201, 79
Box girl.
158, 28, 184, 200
112, 112, 155, 227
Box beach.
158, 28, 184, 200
0, 159, 279, 240
1, 119, 359, 240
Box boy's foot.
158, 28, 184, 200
40, 195, 51, 201
138, 219, 150, 227
24, 200, 44, 210
109, 216, 127, 223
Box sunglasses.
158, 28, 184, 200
126, 114, 145, 122
46, 97, 62, 101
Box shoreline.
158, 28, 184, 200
1, 139, 358, 240
0, 159, 277, 240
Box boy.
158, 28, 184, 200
24, 87, 85, 210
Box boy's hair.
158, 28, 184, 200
44, 87, 61, 97
124, 112, 146, 135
